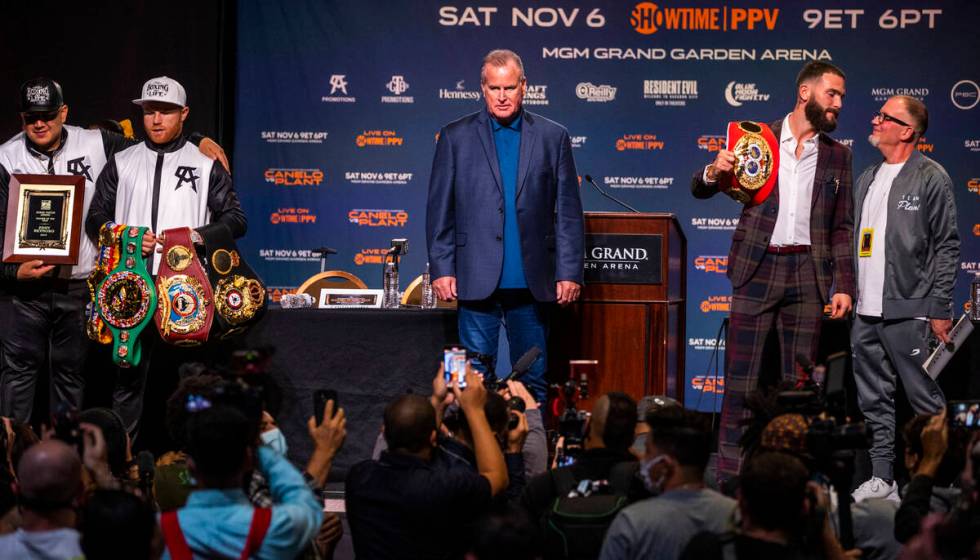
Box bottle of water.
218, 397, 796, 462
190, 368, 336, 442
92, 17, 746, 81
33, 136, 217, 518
421, 262, 435, 309
383, 261, 399, 309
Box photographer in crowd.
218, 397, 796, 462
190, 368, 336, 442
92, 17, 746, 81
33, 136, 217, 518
346, 365, 508, 559
160, 402, 323, 559
682, 451, 853, 560
520, 392, 643, 559
599, 406, 735, 560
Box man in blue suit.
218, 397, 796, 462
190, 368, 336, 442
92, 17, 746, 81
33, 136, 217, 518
426, 49, 585, 402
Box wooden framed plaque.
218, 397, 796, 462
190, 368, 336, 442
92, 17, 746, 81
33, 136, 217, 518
3, 174, 85, 265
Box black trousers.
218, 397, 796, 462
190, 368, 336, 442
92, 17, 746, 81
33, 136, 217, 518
0, 279, 89, 423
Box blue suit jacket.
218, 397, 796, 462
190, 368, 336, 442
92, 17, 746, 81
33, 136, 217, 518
426, 110, 585, 302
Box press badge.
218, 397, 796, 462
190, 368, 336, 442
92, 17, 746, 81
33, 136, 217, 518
859, 228, 873, 257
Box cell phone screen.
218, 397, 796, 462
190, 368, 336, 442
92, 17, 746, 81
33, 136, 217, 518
443, 346, 467, 388
949, 401, 980, 429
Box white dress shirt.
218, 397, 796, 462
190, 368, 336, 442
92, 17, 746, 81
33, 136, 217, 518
770, 115, 818, 246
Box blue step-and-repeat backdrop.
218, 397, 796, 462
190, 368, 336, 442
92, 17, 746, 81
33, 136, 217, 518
234, 0, 980, 411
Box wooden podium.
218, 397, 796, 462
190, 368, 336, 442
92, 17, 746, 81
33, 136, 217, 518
550, 212, 686, 409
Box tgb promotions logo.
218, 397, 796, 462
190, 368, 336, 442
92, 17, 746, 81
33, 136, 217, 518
576, 82, 616, 102
382, 75, 414, 104
725, 82, 770, 106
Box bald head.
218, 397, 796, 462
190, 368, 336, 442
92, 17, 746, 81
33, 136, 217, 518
384, 394, 437, 453
588, 392, 637, 453
17, 440, 82, 510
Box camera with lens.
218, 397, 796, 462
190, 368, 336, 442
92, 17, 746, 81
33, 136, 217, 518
776, 352, 870, 460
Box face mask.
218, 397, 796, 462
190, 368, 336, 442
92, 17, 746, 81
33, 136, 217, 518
261, 428, 288, 456
639, 454, 668, 495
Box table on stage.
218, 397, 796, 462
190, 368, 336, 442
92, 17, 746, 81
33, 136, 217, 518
241, 308, 457, 477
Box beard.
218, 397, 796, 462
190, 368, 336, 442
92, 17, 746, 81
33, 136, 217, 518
867, 134, 880, 148
805, 97, 839, 133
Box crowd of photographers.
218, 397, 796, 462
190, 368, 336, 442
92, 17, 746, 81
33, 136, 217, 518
1, 357, 978, 559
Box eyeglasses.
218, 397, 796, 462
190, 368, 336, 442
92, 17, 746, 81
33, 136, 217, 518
21, 110, 60, 124
872, 111, 911, 127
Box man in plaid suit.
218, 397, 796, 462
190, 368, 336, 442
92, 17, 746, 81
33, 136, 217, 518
692, 61, 856, 484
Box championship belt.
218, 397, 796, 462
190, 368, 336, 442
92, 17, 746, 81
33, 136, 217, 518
154, 227, 214, 346
200, 224, 267, 338
725, 121, 779, 206
96, 226, 157, 367
86, 223, 127, 343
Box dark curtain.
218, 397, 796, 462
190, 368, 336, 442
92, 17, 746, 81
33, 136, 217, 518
0, 0, 235, 155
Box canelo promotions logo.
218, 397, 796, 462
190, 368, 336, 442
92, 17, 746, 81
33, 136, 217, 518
264, 168, 324, 186
356, 130, 404, 147
348, 209, 409, 227
323, 74, 356, 103
630, 2, 779, 34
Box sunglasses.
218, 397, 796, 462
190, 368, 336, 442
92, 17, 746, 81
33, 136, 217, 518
872, 111, 911, 128
22, 110, 60, 124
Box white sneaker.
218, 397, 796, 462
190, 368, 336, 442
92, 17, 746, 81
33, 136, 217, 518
852, 477, 900, 504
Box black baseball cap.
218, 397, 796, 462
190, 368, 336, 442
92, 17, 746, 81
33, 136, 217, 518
19, 78, 64, 113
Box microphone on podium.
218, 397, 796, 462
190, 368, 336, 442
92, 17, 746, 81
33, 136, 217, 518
584, 175, 641, 213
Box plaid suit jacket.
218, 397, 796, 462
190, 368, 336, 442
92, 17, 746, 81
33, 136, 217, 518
691, 119, 855, 302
